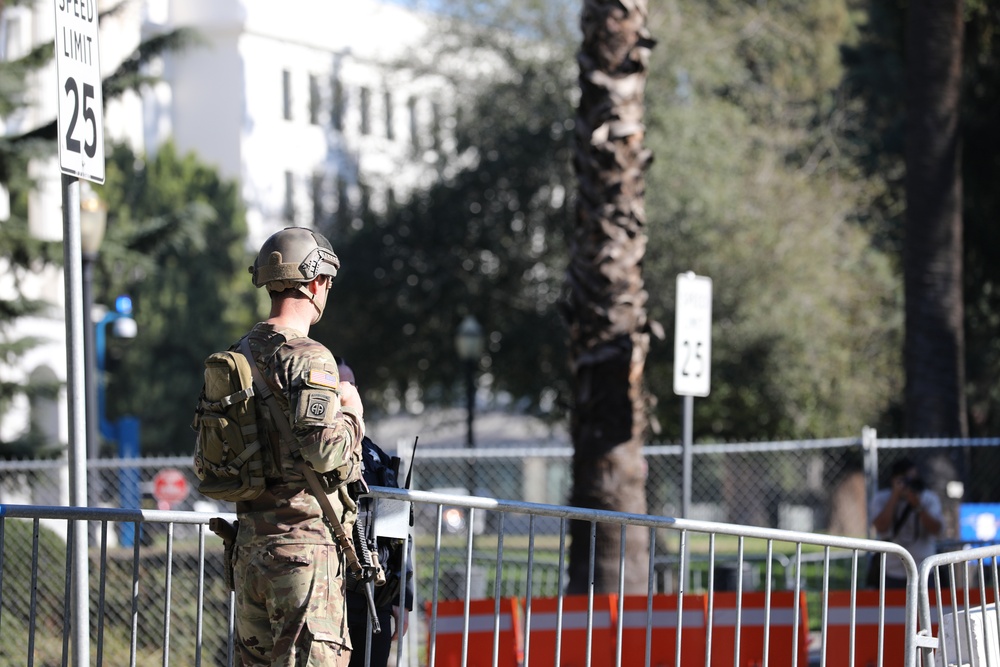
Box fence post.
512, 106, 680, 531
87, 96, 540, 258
863, 426, 878, 538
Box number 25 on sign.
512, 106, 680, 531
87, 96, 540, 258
53, 0, 104, 183
673, 272, 713, 397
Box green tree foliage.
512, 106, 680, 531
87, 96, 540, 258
0, 1, 198, 458
0, 208, 63, 458
641, 0, 903, 441
0, 1, 69, 458
96, 141, 257, 455
315, 2, 578, 418
372, 0, 903, 441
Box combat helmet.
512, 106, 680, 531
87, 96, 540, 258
249, 227, 340, 294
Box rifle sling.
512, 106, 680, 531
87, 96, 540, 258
238, 338, 363, 575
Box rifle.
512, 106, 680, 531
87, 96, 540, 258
239, 339, 382, 634
404, 436, 418, 491
301, 463, 382, 634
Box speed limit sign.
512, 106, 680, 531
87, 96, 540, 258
53, 0, 105, 183
673, 272, 713, 397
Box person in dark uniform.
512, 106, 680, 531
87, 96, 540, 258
338, 360, 414, 667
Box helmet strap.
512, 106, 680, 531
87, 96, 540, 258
297, 282, 325, 320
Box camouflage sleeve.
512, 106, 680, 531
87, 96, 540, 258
282, 339, 363, 484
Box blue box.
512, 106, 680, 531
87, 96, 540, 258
959, 503, 1000, 543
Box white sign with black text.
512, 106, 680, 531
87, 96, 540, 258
53, 0, 104, 183
673, 272, 713, 397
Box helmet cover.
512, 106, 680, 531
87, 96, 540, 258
249, 227, 340, 292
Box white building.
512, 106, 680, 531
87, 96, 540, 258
143, 0, 457, 248
0, 0, 459, 485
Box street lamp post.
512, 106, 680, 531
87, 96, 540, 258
455, 315, 484, 497
79, 183, 106, 510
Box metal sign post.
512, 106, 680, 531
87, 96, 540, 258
674, 272, 712, 590
54, 2, 105, 665
674, 271, 713, 515
59, 175, 90, 667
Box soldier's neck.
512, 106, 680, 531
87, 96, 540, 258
266, 298, 315, 336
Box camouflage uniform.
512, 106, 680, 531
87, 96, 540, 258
234, 322, 364, 666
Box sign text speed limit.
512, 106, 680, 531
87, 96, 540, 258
54, 0, 104, 183
673, 272, 712, 397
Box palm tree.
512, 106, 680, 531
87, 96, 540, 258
563, 0, 655, 594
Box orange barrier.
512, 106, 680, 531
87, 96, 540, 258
823, 588, 997, 666
823, 589, 907, 667
524, 594, 617, 667
708, 591, 809, 667
426, 597, 524, 667
618, 594, 709, 666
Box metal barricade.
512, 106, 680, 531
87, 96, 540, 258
372, 487, 922, 667
0, 504, 236, 667
917, 544, 1000, 667
0, 492, 923, 667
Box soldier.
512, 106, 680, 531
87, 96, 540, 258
235, 227, 366, 665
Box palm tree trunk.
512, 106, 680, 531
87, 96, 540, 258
564, 0, 655, 594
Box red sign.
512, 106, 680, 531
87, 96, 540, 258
153, 468, 189, 505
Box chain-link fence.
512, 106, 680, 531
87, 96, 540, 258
0, 431, 997, 661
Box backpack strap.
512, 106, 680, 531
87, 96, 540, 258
237, 337, 365, 576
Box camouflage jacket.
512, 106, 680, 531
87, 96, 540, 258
234, 322, 364, 546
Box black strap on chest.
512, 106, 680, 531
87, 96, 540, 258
892, 503, 916, 539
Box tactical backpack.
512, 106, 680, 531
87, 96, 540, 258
192, 348, 271, 502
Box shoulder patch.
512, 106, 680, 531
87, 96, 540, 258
308, 369, 339, 390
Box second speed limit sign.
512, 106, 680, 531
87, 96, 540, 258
53, 0, 105, 183
673, 272, 713, 397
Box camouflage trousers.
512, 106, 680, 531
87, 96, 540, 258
235, 541, 352, 666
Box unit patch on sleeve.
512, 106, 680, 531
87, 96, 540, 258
296, 390, 338, 427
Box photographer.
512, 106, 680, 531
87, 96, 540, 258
868, 457, 943, 588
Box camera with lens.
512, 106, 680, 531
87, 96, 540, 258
905, 477, 926, 493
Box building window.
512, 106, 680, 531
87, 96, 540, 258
2, 15, 22, 61
284, 171, 295, 222
282, 70, 292, 121
311, 173, 325, 226
455, 104, 467, 151
360, 87, 371, 136
309, 74, 320, 125
431, 101, 442, 151
408, 97, 419, 153
384, 90, 394, 140
331, 76, 344, 131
